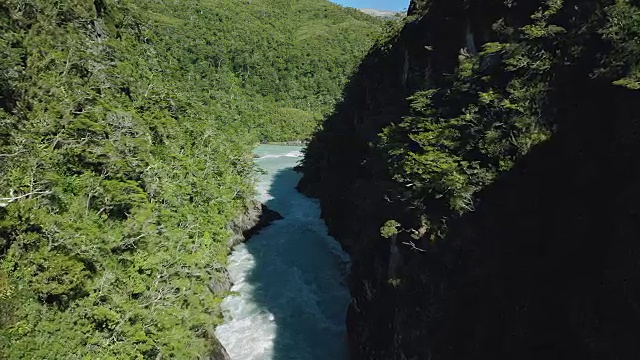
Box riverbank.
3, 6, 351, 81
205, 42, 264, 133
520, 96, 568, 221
262, 140, 309, 146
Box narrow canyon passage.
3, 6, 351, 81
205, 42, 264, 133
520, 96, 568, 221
215, 145, 351, 360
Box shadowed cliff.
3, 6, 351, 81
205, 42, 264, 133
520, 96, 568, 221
299, 0, 640, 358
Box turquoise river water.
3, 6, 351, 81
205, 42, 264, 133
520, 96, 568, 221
215, 145, 351, 360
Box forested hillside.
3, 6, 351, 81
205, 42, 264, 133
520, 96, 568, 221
300, 0, 640, 358
0, 0, 381, 358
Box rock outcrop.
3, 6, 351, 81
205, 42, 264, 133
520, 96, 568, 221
228, 202, 283, 247
211, 202, 283, 358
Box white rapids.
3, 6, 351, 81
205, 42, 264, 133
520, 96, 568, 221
215, 145, 351, 360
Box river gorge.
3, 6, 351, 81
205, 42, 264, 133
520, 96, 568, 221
215, 145, 351, 360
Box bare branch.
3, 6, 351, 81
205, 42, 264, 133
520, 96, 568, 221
0, 189, 52, 207
401, 241, 427, 253
0, 150, 25, 158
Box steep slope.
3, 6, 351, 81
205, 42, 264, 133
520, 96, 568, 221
140, 0, 383, 142
300, 0, 640, 358
359, 9, 403, 20
0, 0, 380, 358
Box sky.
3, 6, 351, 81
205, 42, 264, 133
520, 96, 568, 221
329, 0, 409, 12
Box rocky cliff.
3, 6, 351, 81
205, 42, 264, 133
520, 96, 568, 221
299, 0, 640, 359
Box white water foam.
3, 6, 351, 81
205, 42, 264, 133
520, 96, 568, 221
215, 145, 350, 360
256, 150, 303, 159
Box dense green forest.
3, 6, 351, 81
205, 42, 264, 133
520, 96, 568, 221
0, 0, 381, 358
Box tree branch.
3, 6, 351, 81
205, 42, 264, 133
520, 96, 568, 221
401, 241, 427, 252
0, 150, 25, 158
0, 190, 52, 207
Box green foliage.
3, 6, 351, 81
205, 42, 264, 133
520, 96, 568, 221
598, 0, 640, 89
376, 0, 599, 226
260, 108, 322, 143
387, 277, 403, 288
0, 0, 381, 358
0, 270, 12, 300
129, 0, 382, 142
380, 219, 401, 238
305, 0, 640, 245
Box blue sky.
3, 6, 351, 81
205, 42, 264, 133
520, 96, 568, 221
329, 0, 409, 12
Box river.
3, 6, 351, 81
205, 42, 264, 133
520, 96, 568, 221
215, 145, 351, 360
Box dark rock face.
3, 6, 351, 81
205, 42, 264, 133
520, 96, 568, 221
434, 81, 640, 360
228, 202, 283, 247
207, 329, 232, 360
407, 0, 429, 15
208, 271, 232, 297
243, 204, 284, 239
299, 0, 640, 359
